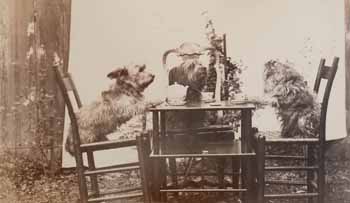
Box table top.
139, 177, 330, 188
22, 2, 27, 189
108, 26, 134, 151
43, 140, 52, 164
149, 100, 256, 112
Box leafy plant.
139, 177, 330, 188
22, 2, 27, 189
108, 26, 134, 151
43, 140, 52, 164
203, 15, 244, 129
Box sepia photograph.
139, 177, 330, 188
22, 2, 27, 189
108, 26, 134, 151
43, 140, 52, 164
0, 0, 349, 202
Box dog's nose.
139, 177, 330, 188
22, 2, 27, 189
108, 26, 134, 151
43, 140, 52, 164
151, 74, 155, 79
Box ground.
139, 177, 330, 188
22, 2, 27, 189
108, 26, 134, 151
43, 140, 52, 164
0, 118, 349, 203
0, 154, 349, 203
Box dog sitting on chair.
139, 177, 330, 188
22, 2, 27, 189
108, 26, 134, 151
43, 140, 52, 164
65, 64, 155, 155
263, 60, 320, 138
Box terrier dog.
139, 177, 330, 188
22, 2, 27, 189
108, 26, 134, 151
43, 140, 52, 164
263, 60, 320, 138
65, 64, 155, 155
167, 59, 208, 130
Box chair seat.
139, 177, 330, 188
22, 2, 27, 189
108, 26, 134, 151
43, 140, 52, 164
259, 131, 319, 144
264, 193, 319, 199
266, 138, 319, 144
80, 138, 137, 152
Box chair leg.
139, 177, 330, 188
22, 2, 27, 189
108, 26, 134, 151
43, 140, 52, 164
152, 157, 164, 202
137, 135, 151, 203
318, 147, 325, 203
75, 152, 89, 203
246, 157, 254, 203
240, 156, 247, 203
307, 145, 314, 203
77, 169, 89, 203
87, 151, 99, 197
256, 135, 265, 203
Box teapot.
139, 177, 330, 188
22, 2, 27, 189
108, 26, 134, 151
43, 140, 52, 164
162, 42, 211, 71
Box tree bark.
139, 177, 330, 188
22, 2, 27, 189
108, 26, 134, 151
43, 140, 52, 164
0, 0, 10, 148
0, 0, 71, 173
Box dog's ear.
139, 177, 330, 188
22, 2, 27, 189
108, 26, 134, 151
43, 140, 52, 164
107, 67, 129, 79
138, 64, 146, 72
265, 60, 277, 68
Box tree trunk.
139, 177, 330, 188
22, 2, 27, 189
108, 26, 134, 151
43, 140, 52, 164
0, 1, 10, 148
0, 0, 71, 174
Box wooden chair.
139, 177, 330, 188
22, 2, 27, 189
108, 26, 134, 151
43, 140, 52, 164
53, 65, 151, 203
253, 57, 339, 203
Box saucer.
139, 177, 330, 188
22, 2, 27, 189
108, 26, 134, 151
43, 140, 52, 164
166, 100, 186, 106
229, 100, 249, 105
203, 99, 216, 103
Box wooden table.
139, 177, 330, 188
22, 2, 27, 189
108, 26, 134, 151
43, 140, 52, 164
148, 101, 256, 202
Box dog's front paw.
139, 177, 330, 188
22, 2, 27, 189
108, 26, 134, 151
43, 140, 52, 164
146, 99, 163, 108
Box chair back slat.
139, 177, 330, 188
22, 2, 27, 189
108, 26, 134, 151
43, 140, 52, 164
319, 65, 333, 79
53, 65, 89, 201
313, 58, 326, 94
67, 73, 83, 108
53, 65, 82, 147
312, 57, 339, 143
318, 57, 339, 143
63, 77, 74, 91
62, 73, 83, 109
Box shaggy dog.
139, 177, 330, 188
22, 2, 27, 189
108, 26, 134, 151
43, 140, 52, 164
65, 64, 155, 155
263, 60, 320, 138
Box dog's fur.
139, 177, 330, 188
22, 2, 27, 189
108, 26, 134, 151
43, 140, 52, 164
65, 64, 155, 155
167, 59, 208, 130
263, 60, 320, 138
168, 59, 207, 102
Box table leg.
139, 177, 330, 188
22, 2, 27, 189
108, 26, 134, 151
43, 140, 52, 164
160, 111, 168, 202
217, 158, 226, 189
232, 157, 240, 189
241, 109, 252, 203
152, 111, 160, 154
167, 135, 178, 198
152, 111, 161, 202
